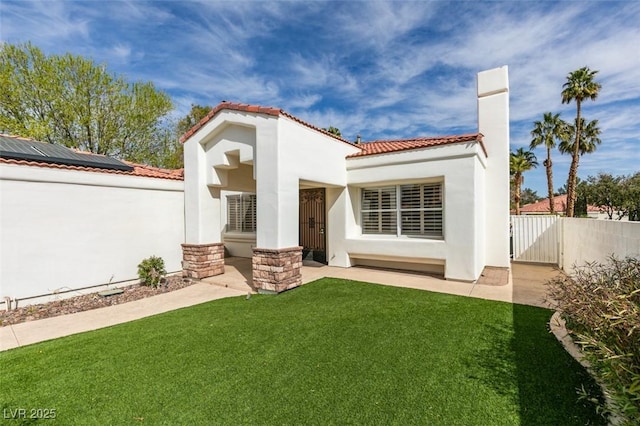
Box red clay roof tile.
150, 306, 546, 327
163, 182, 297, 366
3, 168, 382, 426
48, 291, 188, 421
179, 101, 356, 147
347, 133, 485, 158
0, 157, 184, 180
519, 194, 599, 213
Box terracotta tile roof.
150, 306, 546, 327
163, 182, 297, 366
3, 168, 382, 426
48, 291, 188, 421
179, 101, 357, 147
519, 194, 599, 213
0, 157, 184, 180
347, 133, 485, 158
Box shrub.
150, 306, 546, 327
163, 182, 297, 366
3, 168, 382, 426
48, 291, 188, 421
547, 256, 640, 424
137, 256, 167, 288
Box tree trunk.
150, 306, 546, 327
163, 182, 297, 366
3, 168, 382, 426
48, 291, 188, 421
515, 174, 522, 215
566, 101, 582, 217
546, 146, 554, 214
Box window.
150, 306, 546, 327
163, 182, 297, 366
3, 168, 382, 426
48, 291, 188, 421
400, 183, 443, 237
361, 187, 397, 234
227, 194, 256, 232
361, 183, 443, 237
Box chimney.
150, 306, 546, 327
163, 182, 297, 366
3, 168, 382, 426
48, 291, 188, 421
477, 66, 510, 268
355, 134, 362, 144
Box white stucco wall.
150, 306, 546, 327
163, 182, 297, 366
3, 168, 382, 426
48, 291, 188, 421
344, 143, 487, 281
0, 163, 184, 303
478, 66, 510, 268
183, 111, 264, 245
561, 218, 640, 272
274, 117, 360, 250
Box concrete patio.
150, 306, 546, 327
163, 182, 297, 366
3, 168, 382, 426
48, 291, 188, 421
0, 259, 562, 352
207, 257, 559, 308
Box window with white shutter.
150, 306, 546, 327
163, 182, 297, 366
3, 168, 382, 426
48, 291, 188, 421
361, 187, 397, 234
400, 183, 442, 237
227, 194, 256, 232
361, 182, 443, 238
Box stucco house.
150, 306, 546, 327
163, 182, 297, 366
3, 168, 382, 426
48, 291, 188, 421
180, 66, 511, 293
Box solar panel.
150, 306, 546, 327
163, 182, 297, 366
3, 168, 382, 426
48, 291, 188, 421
0, 135, 134, 172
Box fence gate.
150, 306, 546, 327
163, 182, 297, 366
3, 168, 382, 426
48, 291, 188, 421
511, 215, 560, 264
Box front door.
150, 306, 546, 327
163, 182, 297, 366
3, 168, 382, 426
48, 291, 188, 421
299, 188, 326, 263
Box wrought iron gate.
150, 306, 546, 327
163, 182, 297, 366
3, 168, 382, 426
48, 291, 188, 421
299, 188, 326, 263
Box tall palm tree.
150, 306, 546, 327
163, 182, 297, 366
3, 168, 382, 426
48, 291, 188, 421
510, 148, 538, 215
559, 117, 602, 156
529, 112, 567, 214
561, 66, 601, 217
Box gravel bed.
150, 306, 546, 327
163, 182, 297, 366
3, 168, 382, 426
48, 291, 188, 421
0, 275, 192, 327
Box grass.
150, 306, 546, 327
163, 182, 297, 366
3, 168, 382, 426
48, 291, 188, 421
1, 278, 605, 425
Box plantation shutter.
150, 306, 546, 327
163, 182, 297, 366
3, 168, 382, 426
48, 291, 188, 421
400, 183, 443, 237
227, 194, 256, 232
227, 195, 241, 232
361, 187, 397, 234
242, 194, 257, 232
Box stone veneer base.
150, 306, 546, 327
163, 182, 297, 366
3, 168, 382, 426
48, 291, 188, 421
252, 246, 303, 293
181, 243, 225, 279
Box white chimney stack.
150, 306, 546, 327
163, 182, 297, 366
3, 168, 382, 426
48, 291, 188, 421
477, 66, 510, 268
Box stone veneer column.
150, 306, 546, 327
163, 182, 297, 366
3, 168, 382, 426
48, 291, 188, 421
252, 246, 303, 293
181, 243, 225, 279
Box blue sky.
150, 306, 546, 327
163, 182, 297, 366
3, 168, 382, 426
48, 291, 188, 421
1, 0, 638, 195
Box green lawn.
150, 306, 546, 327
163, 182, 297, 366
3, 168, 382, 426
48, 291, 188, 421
1, 279, 605, 425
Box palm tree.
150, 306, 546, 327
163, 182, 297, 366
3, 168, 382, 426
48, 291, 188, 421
510, 148, 538, 215
529, 112, 567, 214
559, 117, 602, 156
561, 66, 601, 217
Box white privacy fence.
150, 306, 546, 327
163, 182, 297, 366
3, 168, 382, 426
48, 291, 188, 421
561, 218, 640, 272
511, 215, 560, 264
511, 215, 640, 271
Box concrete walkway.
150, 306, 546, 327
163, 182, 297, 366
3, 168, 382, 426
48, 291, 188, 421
0, 259, 562, 352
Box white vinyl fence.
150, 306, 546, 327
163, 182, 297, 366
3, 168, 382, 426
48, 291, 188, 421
511, 215, 560, 264
511, 215, 640, 270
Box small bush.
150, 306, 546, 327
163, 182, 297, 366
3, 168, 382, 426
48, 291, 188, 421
137, 256, 167, 288
547, 256, 640, 424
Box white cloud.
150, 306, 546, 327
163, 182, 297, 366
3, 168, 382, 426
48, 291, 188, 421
1, 0, 637, 194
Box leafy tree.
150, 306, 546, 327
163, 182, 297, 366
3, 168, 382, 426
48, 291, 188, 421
154, 104, 213, 169
520, 188, 541, 206
177, 104, 212, 136
584, 173, 626, 220
323, 126, 342, 137
561, 66, 601, 217
623, 172, 640, 221
556, 185, 567, 195
0, 42, 173, 164
510, 148, 538, 215
530, 112, 568, 214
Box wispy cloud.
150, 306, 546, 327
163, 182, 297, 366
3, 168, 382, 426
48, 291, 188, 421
0, 0, 638, 193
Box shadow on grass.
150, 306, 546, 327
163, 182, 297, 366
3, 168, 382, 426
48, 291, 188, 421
467, 304, 606, 425
512, 303, 606, 425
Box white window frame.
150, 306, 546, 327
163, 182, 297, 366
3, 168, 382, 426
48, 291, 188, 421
361, 182, 444, 238
226, 193, 256, 233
